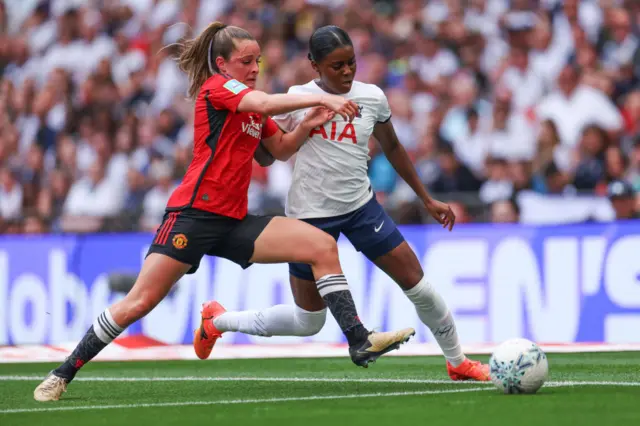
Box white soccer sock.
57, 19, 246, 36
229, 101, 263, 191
403, 277, 466, 367
213, 305, 326, 337
92, 308, 124, 344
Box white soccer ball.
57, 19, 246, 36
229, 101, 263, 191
489, 338, 549, 394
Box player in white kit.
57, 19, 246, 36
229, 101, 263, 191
199, 25, 489, 380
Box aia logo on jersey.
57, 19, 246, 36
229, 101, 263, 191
309, 122, 357, 144
242, 115, 262, 139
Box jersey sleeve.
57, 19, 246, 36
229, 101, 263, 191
272, 112, 297, 132
262, 117, 279, 139
376, 89, 392, 123
206, 77, 252, 113
271, 86, 303, 132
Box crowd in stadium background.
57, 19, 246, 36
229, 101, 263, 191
0, 0, 638, 234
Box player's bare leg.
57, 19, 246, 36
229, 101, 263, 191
34, 254, 191, 401
374, 241, 489, 381
196, 217, 414, 367
254, 217, 416, 369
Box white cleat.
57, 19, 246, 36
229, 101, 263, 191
34, 374, 68, 402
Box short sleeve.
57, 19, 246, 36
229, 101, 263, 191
377, 90, 392, 123
262, 117, 279, 139
272, 86, 303, 132
272, 112, 297, 132
206, 76, 252, 113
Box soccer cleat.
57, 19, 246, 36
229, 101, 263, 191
447, 358, 491, 381
193, 301, 226, 360
349, 328, 416, 368
33, 373, 68, 402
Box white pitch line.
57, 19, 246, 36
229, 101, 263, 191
0, 376, 477, 385
1, 376, 639, 387
0, 387, 487, 414
545, 381, 640, 387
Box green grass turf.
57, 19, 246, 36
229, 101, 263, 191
1, 353, 639, 426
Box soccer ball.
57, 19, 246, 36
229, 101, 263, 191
489, 338, 548, 394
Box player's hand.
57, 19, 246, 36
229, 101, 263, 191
425, 198, 456, 231
303, 107, 335, 129
321, 95, 359, 122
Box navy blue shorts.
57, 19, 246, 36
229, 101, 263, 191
289, 196, 405, 281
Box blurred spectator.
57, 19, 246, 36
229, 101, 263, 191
23, 213, 48, 234
430, 143, 482, 194
498, 46, 544, 114
387, 88, 418, 151
538, 160, 576, 195
529, 15, 572, 91
485, 90, 535, 161
533, 119, 572, 174
408, 28, 458, 88
536, 63, 623, 148
509, 161, 533, 193
448, 201, 471, 224
140, 160, 176, 232
452, 107, 487, 177
0, 167, 22, 220
490, 198, 520, 223
439, 72, 489, 145
604, 145, 628, 185
606, 179, 638, 220
37, 168, 71, 226
62, 159, 124, 232
122, 167, 148, 223
572, 124, 609, 190
621, 90, 640, 141
626, 137, 640, 191
479, 157, 513, 204
600, 8, 639, 78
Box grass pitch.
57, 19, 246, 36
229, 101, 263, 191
1, 353, 639, 425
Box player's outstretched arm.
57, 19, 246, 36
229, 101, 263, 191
373, 120, 455, 231
237, 90, 358, 121
260, 107, 335, 161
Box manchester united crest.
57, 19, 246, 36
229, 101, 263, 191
172, 234, 188, 249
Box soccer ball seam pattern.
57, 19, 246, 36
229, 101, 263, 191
489, 339, 549, 395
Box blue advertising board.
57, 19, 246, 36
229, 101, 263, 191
1, 222, 639, 345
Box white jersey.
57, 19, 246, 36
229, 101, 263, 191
273, 80, 392, 219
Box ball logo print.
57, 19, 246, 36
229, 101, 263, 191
172, 234, 188, 250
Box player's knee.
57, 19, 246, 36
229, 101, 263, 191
397, 268, 425, 291
385, 243, 425, 290
294, 307, 326, 336
308, 233, 338, 267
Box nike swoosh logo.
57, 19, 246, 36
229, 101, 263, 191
374, 221, 384, 232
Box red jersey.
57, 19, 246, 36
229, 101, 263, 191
167, 74, 278, 219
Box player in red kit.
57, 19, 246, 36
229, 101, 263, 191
34, 22, 415, 402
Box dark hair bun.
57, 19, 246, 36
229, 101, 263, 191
308, 25, 353, 63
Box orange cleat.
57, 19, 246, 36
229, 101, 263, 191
193, 301, 226, 360
447, 358, 491, 381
